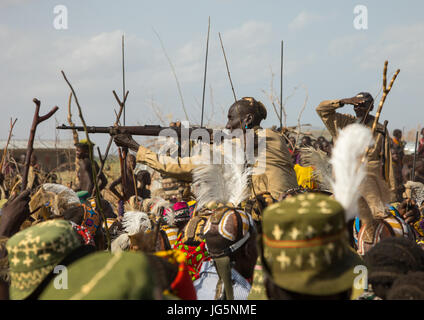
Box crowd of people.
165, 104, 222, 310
0, 92, 424, 301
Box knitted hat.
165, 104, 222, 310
39, 251, 156, 300
261, 192, 362, 296
7, 219, 83, 300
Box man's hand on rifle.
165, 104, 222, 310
0, 190, 31, 238
113, 134, 140, 152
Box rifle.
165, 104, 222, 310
56, 124, 215, 139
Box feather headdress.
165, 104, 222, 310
330, 124, 374, 221
122, 211, 152, 236
193, 143, 252, 209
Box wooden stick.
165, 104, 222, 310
67, 92, 80, 187
95, 90, 129, 185
371, 61, 400, 133
61, 70, 111, 251
218, 32, 237, 103
21, 99, 59, 192
362, 61, 400, 163
0, 118, 17, 173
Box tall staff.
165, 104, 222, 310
201, 17, 211, 128
218, 32, 237, 103
120, 34, 129, 204
280, 40, 283, 129
122, 35, 126, 126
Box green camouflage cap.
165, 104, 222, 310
39, 251, 156, 300
261, 192, 363, 296
7, 219, 82, 300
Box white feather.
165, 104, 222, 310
122, 211, 152, 235
193, 164, 227, 208
193, 143, 251, 208
330, 124, 374, 221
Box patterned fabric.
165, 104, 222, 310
188, 200, 196, 217
70, 222, 95, 246
172, 201, 191, 224
173, 233, 210, 281
161, 226, 179, 247
353, 206, 416, 256
6, 220, 82, 300
413, 216, 424, 237
81, 198, 101, 236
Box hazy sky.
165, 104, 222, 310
1, 0, 423, 152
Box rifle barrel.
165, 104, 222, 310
56, 124, 215, 138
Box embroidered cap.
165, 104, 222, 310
7, 219, 83, 300
261, 192, 363, 296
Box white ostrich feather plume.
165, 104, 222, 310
122, 211, 152, 236
330, 124, 374, 221
193, 143, 251, 208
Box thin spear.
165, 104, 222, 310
280, 40, 283, 129
201, 17, 211, 128
218, 32, 237, 103
122, 34, 126, 126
